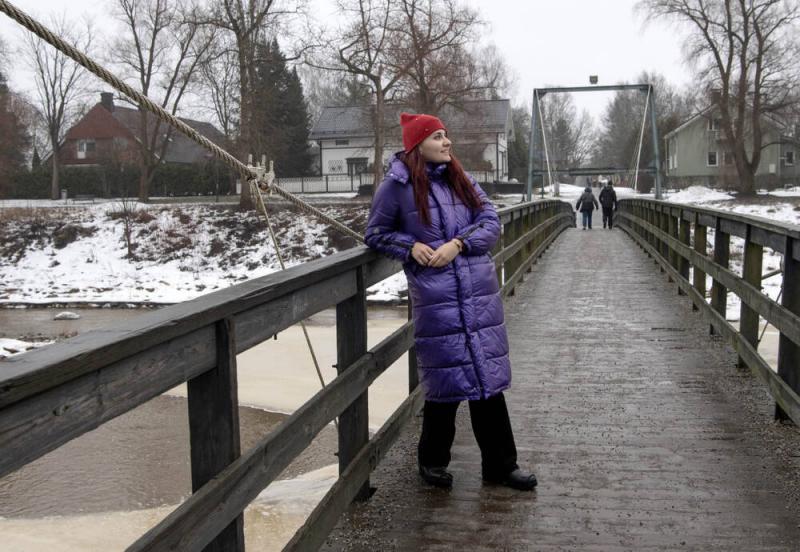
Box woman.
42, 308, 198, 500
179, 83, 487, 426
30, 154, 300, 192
364, 112, 537, 491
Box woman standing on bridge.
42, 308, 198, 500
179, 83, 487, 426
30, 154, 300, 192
364, 113, 537, 491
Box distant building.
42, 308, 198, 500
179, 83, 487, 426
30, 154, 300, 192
310, 99, 514, 182
59, 92, 226, 167
664, 107, 798, 189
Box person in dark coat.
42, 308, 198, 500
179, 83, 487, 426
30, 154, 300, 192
365, 112, 537, 491
575, 186, 600, 230
599, 181, 618, 229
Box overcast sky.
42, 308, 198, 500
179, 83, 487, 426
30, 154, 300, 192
0, 0, 694, 124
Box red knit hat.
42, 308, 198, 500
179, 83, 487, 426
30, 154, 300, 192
400, 112, 446, 153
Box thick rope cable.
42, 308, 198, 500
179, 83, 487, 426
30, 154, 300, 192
535, 91, 555, 195
0, 0, 363, 243
0, 0, 359, 402
632, 86, 651, 193
251, 177, 336, 423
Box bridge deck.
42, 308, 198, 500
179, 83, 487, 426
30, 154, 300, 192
324, 227, 800, 551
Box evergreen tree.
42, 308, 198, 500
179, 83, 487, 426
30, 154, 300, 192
508, 105, 530, 182
251, 39, 313, 177
0, 70, 31, 196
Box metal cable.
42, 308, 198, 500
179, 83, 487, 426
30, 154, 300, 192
251, 180, 335, 418
0, 0, 363, 243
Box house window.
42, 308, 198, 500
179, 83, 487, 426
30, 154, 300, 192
723, 151, 734, 165
786, 151, 795, 166
346, 157, 368, 175
707, 151, 718, 166
335, 139, 350, 146
707, 118, 721, 131
328, 159, 345, 173
77, 139, 96, 159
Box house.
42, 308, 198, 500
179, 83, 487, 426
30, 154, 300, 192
309, 99, 514, 182
664, 107, 798, 189
59, 92, 226, 167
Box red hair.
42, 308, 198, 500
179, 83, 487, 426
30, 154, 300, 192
401, 149, 483, 226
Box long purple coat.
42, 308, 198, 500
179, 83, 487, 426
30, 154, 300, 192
365, 155, 511, 402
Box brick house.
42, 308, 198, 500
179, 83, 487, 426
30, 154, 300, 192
59, 92, 226, 167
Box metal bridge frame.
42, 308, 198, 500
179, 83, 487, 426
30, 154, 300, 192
526, 84, 664, 201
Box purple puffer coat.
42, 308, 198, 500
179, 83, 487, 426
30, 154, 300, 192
365, 154, 511, 402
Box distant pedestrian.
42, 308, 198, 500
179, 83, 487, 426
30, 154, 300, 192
599, 181, 618, 229
575, 186, 599, 230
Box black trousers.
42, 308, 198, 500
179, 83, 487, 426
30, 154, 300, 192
418, 392, 518, 479
602, 207, 614, 228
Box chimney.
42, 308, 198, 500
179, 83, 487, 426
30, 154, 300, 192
100, 92, 114, 111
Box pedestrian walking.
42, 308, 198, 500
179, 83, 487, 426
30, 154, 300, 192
575, 186, 599, 230
599, 181, 618, 229
364, 112, 537, 491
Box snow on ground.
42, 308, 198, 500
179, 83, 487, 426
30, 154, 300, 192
0, 337, 53, 358
0, 201, 375, 305
664, 185, 800, 321
664, 186, 734, 203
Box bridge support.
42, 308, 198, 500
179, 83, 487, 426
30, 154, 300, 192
740, 228, 763, 368
187, 317, 245, 552
692, 220, 707, 311
710, 223, 730, 335
777, 237, 800, 422
336, 266, 371, 501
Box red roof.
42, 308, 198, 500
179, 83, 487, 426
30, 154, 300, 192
64, 104, 136, 140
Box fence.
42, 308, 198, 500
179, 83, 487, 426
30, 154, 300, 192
275, 171, 498, 194
0, 199, 573, 551
616, 199, 800, 426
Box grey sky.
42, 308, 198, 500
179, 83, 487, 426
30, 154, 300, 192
0, 0, 693, 123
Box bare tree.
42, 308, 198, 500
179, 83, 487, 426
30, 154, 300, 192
23, 15, 94, 199
305, 0, 410, 188
197, 34, 240, 139
111, 0, 215, 202
540, 92, 595, 172
639, 0, 800, 193
203, 0, 308, 208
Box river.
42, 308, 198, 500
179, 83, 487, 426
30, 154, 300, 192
0, 305, 409, 551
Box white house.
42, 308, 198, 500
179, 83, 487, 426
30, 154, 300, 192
309, 99, 514, 182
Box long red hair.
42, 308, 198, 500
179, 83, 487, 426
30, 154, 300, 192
401, 149, 483, 225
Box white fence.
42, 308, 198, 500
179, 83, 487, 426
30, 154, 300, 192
275, 170, 496, 194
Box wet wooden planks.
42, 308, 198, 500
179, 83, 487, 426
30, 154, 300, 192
324, 227, 800, 551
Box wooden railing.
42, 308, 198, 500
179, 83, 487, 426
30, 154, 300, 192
616, 199, 800, 426
0, 199, 573, 552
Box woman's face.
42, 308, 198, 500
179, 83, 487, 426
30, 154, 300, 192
417, 130, 452, 163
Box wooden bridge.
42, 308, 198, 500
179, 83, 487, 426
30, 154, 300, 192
2, 199, 799, 551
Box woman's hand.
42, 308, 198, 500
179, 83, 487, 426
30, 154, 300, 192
411, 242, 436, 265
428, 240, 461, 268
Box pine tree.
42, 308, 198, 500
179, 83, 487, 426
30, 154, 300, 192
0, 70, 31, 196
251, 39, 313, 177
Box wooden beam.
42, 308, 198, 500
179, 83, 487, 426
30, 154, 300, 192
187, 318, 244, 552
336, 266, 370, 501
777, 237, 800, 422
740, 227, 764, 368
127, 321, 414, 552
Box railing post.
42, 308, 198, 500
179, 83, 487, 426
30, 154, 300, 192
668, 211, 679, 284
739, 225, 763, 368
693, 216, 707, 311
187, 317, 244, 552
777, 237, 800, 421
678, 213, 691, 294
710, 220, 730, 335
336, 266, 370, 500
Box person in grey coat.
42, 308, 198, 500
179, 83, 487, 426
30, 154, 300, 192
575, 186, 600, 230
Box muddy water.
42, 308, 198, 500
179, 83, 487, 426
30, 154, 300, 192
0, 305, 408, 551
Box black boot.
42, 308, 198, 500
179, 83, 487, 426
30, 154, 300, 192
419, 465, 453, 488
484, 468, 538, 491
